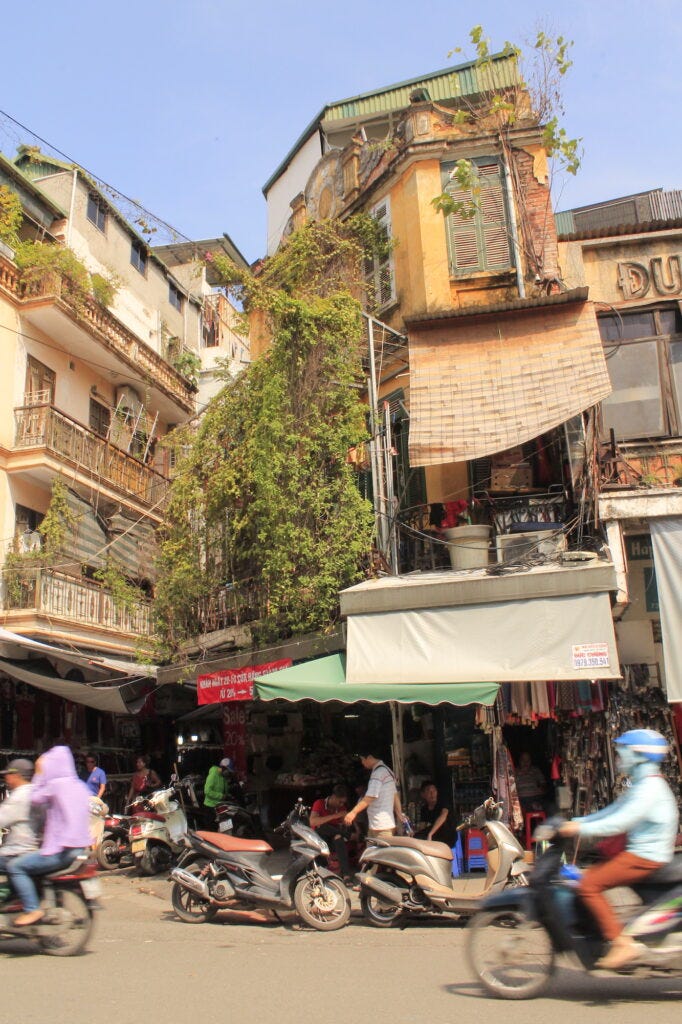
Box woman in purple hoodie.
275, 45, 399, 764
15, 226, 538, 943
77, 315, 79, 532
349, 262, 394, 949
7, 745, 91, 926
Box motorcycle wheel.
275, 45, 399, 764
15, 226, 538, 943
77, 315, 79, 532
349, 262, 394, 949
360, 874, 405, 928
137, 844, 172, 877
171, 859, 218, 924
467, 909, 555, 1000
293, 874, 351, 931
38, 889, 93, 957
96, 837, 121, 871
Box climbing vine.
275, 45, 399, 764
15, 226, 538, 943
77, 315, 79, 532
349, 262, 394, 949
0, 185, 22, 246
154, 218, 378, 654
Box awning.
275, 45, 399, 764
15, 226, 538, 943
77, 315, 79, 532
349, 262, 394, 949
254, 654, 499, 705
345, 591, 620, 684
0, 627, 158, 678
650, 517, 682, 703
407, 296, 612, 465
0, 658, 143, 713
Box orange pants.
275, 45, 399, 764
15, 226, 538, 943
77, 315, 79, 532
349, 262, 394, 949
577, 851, 663, 940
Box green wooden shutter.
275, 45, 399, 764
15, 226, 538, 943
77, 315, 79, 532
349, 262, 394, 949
443, 160, 511, 275
443, 175, 481, 274
477, 163, 511, 271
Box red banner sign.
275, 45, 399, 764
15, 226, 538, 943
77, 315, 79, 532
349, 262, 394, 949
197, 659, 292, 705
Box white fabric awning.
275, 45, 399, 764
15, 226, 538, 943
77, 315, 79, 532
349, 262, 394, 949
0, 658, 139, 713
346, 591, 620, 684
0, 627, 157, 678
650, 517, 682, 703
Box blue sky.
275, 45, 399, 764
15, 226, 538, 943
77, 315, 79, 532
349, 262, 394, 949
0, 0, 679, 262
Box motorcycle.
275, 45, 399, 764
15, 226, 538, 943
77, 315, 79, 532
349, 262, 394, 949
96, 811, 134, 871
357, 797, 528, 926
169, 800, 351, 931
128, 782, 189, 876
0, 848, 99, 956
467, 818, 682, 999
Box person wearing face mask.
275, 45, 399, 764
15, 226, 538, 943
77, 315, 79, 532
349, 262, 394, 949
559, 730, 679, 970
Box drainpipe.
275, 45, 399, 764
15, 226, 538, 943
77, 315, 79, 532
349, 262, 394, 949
501, 152, 525, 299
66, 168, 78, 246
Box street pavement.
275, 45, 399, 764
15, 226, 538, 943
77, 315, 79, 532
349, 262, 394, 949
1, 867, 681, 1024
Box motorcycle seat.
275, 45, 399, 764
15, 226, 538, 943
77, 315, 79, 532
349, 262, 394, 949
640, 855, 682, 887
375, 836, 453, 861
195, 831, 272, 854
45, 855, 90, 879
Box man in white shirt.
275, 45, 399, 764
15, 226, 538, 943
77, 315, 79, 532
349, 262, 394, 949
344, 751, 405, 839
0, 759, 40, 869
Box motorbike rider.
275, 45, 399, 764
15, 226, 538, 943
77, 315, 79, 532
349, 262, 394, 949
0, 760, 42, 878
559, 729, 679, 970
7, 745, 91, 927
204, 757, 234, 810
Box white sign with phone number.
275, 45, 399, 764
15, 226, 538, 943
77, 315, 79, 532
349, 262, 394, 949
572, 643, 610, 670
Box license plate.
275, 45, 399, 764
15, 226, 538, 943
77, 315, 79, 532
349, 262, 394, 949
131, 840, 147, 854
219, 819, 233, 833
80, 877, 102, 899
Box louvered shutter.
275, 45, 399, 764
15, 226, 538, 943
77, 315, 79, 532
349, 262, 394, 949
367, 199, 396, 307
478, 163, 511, 271
443, 160, 511, 275
443, 176, 481, 274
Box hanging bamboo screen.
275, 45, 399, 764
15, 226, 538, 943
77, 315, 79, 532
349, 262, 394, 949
407, 300, 612, 466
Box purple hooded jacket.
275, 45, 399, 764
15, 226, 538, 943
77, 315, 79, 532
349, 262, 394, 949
31, 745, 92, 855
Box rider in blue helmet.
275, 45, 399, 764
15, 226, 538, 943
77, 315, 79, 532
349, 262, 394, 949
560, 729, 678, 970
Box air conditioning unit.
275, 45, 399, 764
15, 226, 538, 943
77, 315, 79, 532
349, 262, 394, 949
495, 530, 567, 564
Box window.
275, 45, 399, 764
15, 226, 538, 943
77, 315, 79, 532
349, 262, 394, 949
599, 306, 682, 440
15, 504, 43, 553
89, 398, 111, 438
130, 239, 147, 275
441, 159, 512, 276
86, 194, 107, 232
25, 356, 55, 404
365, 198, 396, 308
169, 281, 184, 313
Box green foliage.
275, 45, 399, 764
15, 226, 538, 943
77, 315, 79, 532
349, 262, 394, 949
154, 219, 375, 654
14, 241, 118, 311
0, 185, 22, 246
91, 271, 118, 307
93, 559, 146, 615
432, 159, 481, 220
3, 478, 78, 606
171, 348, 202, 388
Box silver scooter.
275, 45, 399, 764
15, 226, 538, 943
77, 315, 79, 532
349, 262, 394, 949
357, 797, 529, 926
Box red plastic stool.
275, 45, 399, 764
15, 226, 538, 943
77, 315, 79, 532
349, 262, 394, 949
524, 811, 546, 849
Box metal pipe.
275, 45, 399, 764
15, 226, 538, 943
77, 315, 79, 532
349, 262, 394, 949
66, 168, 78, 247
501, 152, 525, 299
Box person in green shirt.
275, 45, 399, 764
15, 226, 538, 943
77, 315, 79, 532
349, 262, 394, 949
203, 758, 232, 809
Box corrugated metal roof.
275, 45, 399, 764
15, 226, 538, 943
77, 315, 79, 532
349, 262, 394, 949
263, 54, 519, 195
322, 56, 518, 124
404, 287, 589, 326
557, 219, 682, 242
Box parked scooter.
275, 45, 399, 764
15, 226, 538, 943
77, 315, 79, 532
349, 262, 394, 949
357, 797, 528, 926
129, 782, 189, 876
96, 811, 134, 871
467, 819, 682, 999
0, 847, 98, 956
169, 800, 351, 931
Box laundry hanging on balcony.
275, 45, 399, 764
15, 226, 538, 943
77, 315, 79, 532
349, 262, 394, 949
406, 292, 612, 466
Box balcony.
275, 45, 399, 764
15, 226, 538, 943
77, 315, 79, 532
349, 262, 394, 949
0, 254, 196, 416
12, 403, 170, 512
3, 568, 152, 640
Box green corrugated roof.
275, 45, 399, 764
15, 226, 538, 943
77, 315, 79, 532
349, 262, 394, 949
263, 54, 519, 195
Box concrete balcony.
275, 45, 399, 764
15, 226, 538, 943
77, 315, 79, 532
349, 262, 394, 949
3, 568, 152, 651
11, 404, 169, 516
0, 254, 196, 418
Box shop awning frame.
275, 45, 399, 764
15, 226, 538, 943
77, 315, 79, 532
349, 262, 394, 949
253, 654, 499, 706
0, 657, 146, 714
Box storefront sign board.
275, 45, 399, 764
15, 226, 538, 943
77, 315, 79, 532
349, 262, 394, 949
197, 659, 292, 705
571, 643, 610, 670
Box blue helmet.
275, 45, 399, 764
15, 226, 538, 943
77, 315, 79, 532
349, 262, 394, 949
614, 729, 669, 763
